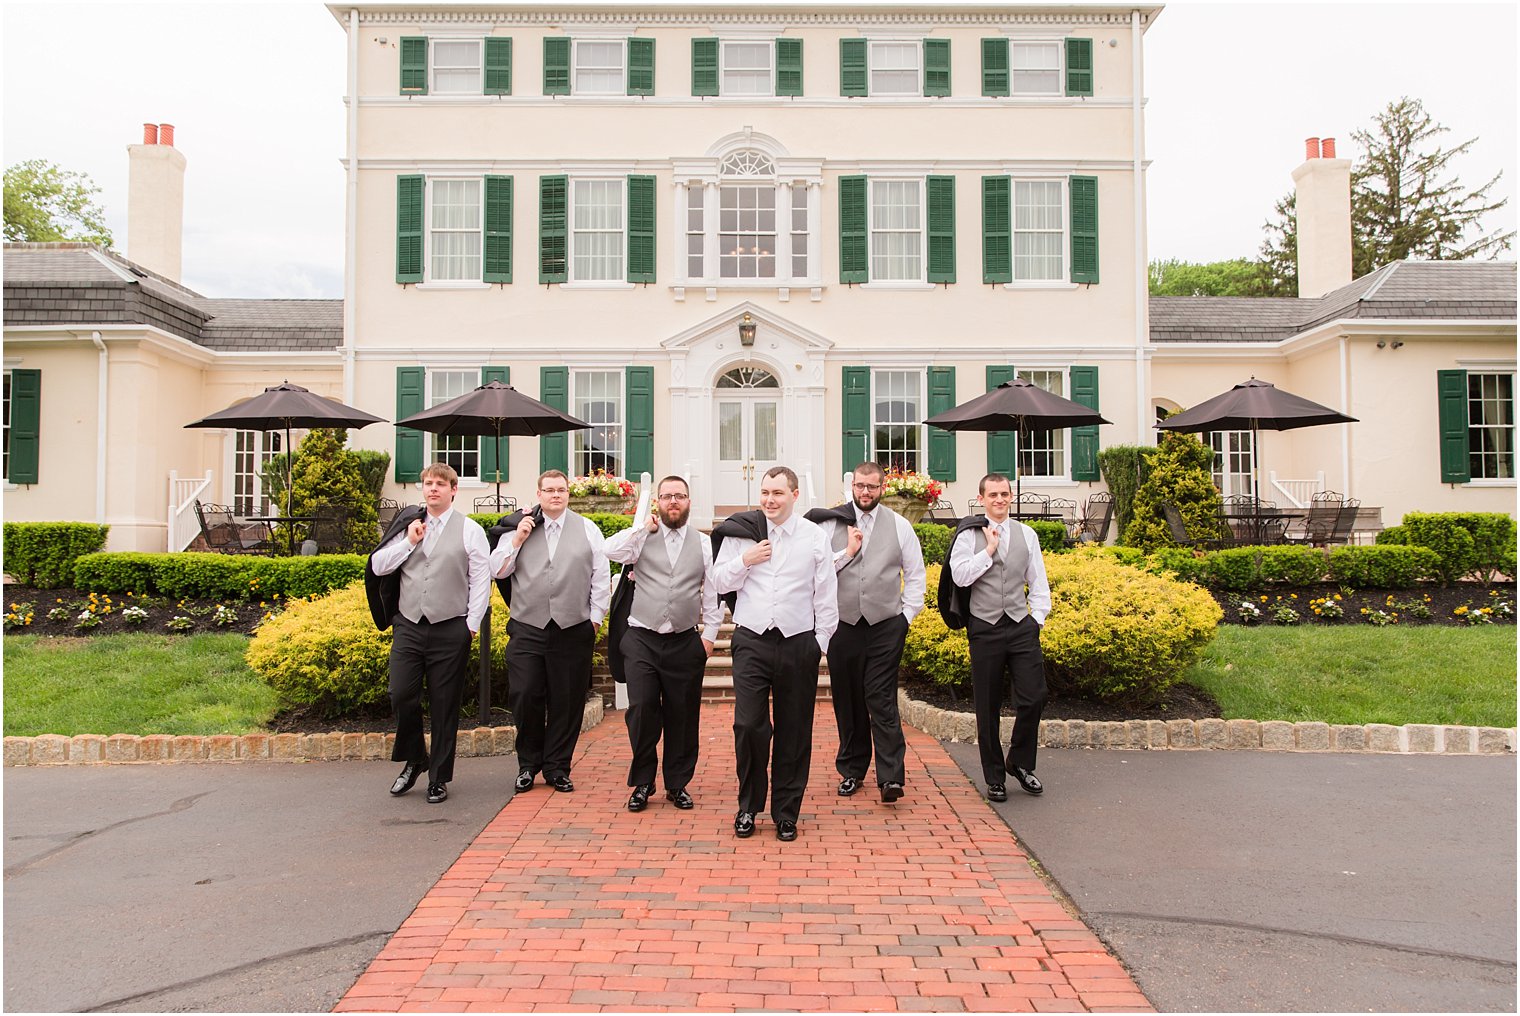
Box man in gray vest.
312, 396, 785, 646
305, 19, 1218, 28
604, 475, 721, 812
491, 469, 610, 794
369, 463, 491, 805
819, 462, 926, 803
948, 473, 1052, 802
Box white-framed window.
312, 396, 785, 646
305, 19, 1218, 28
429, 178, 482, 281
429, 370, 480, 479
1468, 372, 1515, 480
870, 179, 924, 282
431, 39, 483, 94
574, 39, 625, 94
1011, 41, 1061, 95
1205, 430, 1256, 498
1, 371, 11, 482
720, 186, 777, 279
1014, 180, 1064, 282
790, 199, 809, 279
1017, 370, 1066, 478
870, 41, 920, 95
872, 369, 924, 473
682, 150, 814, 285
233, 430, 283, 516
722, 40, 772, 95
571, 179, 625, 282
572, 370, 624, 476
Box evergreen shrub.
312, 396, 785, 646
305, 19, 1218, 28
913, 523, 953, 565
72, 552, 365, 600
1327, 545, 1442, 588
3, 522, 109, 586
1401, 512, 1516, 584
1097, 444, 1156, 540
1122, 431, 1223, 550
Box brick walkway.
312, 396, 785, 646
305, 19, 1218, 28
337, 705, 1152, 1013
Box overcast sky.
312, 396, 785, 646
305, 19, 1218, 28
3, 1, 1515, 299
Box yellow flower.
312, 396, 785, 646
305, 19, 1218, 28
1334, 594, 1342, 601
1260, 595, 1268, 602
1290, 593, 1297, 599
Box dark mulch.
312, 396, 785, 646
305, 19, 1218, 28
3, 586, 271, 638
903, 675, 1223, 722
1207, 582, 1515, 626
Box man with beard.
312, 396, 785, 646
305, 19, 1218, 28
603, 475, 721, 812
713, 466, 838, 842
815, 462, 925, 803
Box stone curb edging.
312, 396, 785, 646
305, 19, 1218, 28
897, 691, 1517, 755
1, 696, 606, 767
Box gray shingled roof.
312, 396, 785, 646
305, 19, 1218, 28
2, 243, 341, 353
1152, 261, 1517, 343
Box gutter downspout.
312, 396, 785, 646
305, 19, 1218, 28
1131, 9, 1148, 442
90, 331, 108, 524
343, 7, 360, 405
1340, 335, 1351, 496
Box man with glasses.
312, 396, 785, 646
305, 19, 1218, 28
604, 476, 721, 813
948, 473, 1051, 802
816, 462, 925, 803
491, 469, 610, 794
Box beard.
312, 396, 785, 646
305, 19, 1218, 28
852, 491, 881, 513
660, 502, 691, 529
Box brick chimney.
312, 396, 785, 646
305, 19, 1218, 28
1291, 135, 1352, 299
127, 122, 186, 283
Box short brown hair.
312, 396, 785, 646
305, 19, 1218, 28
420, 463, 459, 486
852, 461, 885, 482
978, 472, 1011, 496
657, 475, 689, 494
763, 465, 798, 491
537, 469, 569, 489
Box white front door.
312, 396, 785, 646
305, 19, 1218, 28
715, 395, 780, 508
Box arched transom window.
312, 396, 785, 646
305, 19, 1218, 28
716, 366, 780, 389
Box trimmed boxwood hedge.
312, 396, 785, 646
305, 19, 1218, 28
3, 522, 110, 587
73, 552, 366, 601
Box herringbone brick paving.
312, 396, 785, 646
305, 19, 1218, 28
336, 705, 1152, 1013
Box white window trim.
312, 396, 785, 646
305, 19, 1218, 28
427, 368, 483, 482
424, 176, 484, 285
1008, 37, 1064, 97
674, 177, 818, 288
1015, 368, 1073, 481
566, 177, 629, 285
869, 367, 927, 474
720, 39, 775, 97
572, 38, 627, 96
430, 37, 484, 95
1005, 176, 1068, 284
570, 367, 626, 477
867, 38, 924, 97
864, 177, 927, 286
2, 368, 13, 489
1463, 369, 1516, 484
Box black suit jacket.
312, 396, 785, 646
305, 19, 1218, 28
709, 509, 769, 613
364, 505, 427, 631
937, 515, 990, 631
485, 506, 543, 610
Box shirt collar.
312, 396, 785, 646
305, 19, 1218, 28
426, 506, 453, 526
768, 515, 796, 540
856, 505, 877, 525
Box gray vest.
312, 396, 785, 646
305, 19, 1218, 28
968, 521, 1031, 624
511, 511, 595, 628
832, 508, 905, 625
397, 512, 470, 623
629, 525, 705, 632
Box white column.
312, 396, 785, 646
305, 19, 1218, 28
703, 182, 720, 282
806, 181, 822, 282
776, 182, 793, 282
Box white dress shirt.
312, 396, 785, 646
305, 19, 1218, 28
713, 512, 839, 654
370, 505, 493, 633
824, 506, 927, 624
488, 510, 613, 626
948, 517, 1052, 625
603, 520, 723, 643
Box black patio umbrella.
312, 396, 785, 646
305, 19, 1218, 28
924, 377, 1112, 501
1155, 378, 1357, 497
185, 382, 385, 554
394, 380, 591, 502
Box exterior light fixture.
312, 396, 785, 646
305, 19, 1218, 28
739, 312, 756, 347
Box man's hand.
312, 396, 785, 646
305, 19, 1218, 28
845, 525, 863, 559
701, 638, 714, 657
511, 514, 536, 548
645, 513, 659, 533
471, 628, 480, 640
984, 522, 1000, 557
741, 540, 772, 566
407, 518, 426, 545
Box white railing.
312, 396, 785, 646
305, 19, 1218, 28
167, 470, 213, 552
801, 470, 817, 508
1268, 470, 1325, 509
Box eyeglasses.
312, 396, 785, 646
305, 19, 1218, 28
983, 492, 1012, 500
538, 487, 569, 495
657, 493, 690, 503
852, 483, 883, 492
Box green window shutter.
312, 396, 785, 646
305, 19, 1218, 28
775, 38, 803, 96
1437, 369, 1471, 484
483, 175, 513, 283
1069, 366, 1100, 481
484, 37, 512, 95
627, 38, 654, 95
539, 367, 570, 474
396, 175, 424, 284
543, 37, 570, 95
1065, 38, 1093, 96
839, 175, 868, 284
691, 38, 719, 96
400, 36, 428, 95
986, 365, 1016, 477
927, 366, 956, 482
627, 175, 656, 284
926, 175, 956, 284
7, 369, 40, 485
625, 366, 655, 479
395, 367, 425, 482
842, 367, 871, 469
981, 38, 1008, 97
923, 38, 951, 96
840, 38, 867, 96
981, 175, 1011, 284
538, 174, 568, 284
1069, 175, 1099, 284
479, 366, 511, 483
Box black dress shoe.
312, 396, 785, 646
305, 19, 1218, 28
514, 770, 535, 792
390, 762, 423, 797
837, 777, 862, 796
549, 774, 575, 793
666, 788, 695, 809
627, 784, 653, 811
775, 819, 798, 841
986, 783, 1008, 802
1010, 767, 1044, 796
880, 781, 904, 803
426, 782, 448, 804
734, 812, 756, 838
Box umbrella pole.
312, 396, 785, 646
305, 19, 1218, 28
495, 428, 504, 502
286, 423, 295, 556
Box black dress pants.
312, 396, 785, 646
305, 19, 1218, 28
828, 614, 909, 786
389, 614, 471, 785
731, 626, 822, 824
621, 626, 706, 790
967, 613, 1047, 785
506, 617, 595, 780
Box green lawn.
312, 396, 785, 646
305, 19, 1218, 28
3, 634, 278, 737
1186, 626, 1517, 727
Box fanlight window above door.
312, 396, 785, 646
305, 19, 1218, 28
716, 367, 779, 389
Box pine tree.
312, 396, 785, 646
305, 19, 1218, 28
287, 428, 379, 552
1122, 431, 1223, 552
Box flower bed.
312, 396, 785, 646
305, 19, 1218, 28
1214, 584, 1514, 627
